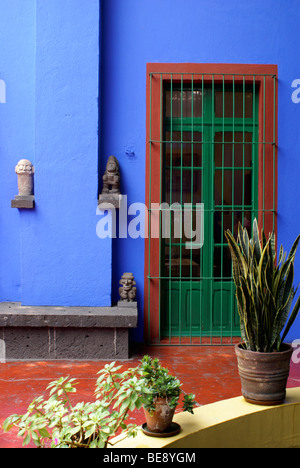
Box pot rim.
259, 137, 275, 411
235, 342, 292, 356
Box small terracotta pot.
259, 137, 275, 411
235, 343, 293, 406
144, 397, 175, 433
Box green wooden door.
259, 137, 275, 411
161, 82, 258, 338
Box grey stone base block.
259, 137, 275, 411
117, 300, 138, 308
0, 302, 138, 361
1, 327, 129, 361
11, 195, 35, 209
98, 193, 122, 209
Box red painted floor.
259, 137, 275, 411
1, 344, 300, 448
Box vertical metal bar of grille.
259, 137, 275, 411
262, 76, 266, 234
158, 74, 163, 342
169, 75, 173, 343
274, 75, 276, 230
221, 74, 225, 344
190, 74, 194, 343
148, 73, 152, 344
240, 75, 246, 345
179, 74, 183, 344
231, 75, 236, 345
200, 73, 204, 345
252, 76, 256, 232
211, 74, 215, 344
147, 70, 277, 346
273, 74, 276, 232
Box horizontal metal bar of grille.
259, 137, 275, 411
145, 67, 277, 346
150, 72, 277, 77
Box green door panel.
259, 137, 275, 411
162, 281, 205, 336
161, 83, 258, 339
212, 283, 240, 336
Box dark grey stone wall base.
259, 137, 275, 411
0, 302, 138, 361
1, 327, 129, 361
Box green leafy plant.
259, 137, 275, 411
225, 218, 300, 352
3, 362, 147, 448
139, 355, 196, 414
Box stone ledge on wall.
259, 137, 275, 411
11, 195, 35, 209
0, 302, 138, 361
98, 193, 122, 209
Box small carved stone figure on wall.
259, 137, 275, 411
119, 272, 136, 303
15, 159, 34, 196
101, 155, 120, 194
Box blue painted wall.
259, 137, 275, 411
1, 0, 300, 343
0, 0, 36, 302
21, 0, 111, 307
1, 0, 112, 308
101, 0, 300, 342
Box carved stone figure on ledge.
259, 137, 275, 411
101, 155, 120, 194
11, 159, 35, 208
15, 159, 34, 196
119, 273, 136, 303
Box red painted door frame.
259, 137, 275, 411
144, 63, 278, 343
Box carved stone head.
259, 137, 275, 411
106, 155, 119, 175
15, 159, 34, 175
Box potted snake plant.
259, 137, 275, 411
225, 219, 300, 406
139, 356, 196, 435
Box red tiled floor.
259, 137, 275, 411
1, 344, 300, 448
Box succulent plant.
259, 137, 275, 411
225, 219, 300, 352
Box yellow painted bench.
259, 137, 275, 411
112, 388, 300, 448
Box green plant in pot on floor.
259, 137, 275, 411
225, 218, 300, 406
3, 362, 147, 448
139, 355, 196, 434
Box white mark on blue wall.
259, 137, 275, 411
292, 79, 300, 104
0, 79, 6, 103
292, 339, 300, 363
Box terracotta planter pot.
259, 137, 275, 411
235, 343, 293, 406
143, 397, 175, 433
